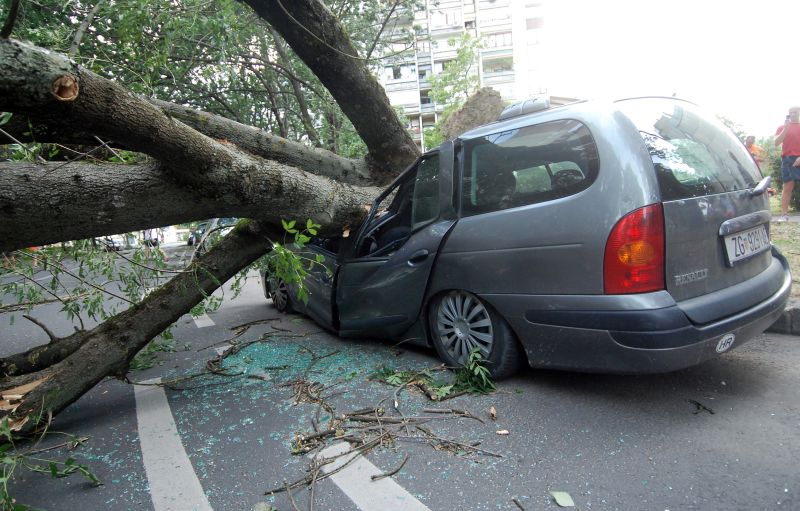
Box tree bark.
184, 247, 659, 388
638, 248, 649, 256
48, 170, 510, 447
0, 160, 378, 252
1, 100, 373, 186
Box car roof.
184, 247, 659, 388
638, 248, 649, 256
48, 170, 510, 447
456, 96, 696, 142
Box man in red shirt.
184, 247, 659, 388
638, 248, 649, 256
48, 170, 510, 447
775, 106, 800, 222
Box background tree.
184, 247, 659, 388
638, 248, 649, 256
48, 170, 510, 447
423, 32, 482, 149
0, 0, 421, 433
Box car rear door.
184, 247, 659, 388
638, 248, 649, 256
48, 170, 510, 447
619, 98, 782, 322
336, 143, 456, 338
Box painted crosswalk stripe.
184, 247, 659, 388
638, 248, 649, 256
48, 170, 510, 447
134, 378, 212, 511
313, 442, 430, 511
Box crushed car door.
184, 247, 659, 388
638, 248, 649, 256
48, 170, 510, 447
336, 142, 456, 338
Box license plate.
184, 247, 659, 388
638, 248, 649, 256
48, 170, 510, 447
724, 224, 770, 265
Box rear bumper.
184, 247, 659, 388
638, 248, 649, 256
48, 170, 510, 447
481, 250, 792, 374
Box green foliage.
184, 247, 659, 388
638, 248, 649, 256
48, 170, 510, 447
370, 349, 495, 397
262, 219, 328, 304
0, 419, 100, 510
0, 238, 181, 356
427, 33, 482, 107
454, 348, 495, 394
423, 33, 482, 150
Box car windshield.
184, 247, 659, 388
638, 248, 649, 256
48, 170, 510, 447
617, 98, 761, 201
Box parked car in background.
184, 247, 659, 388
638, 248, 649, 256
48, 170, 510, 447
187, 222, 208, 246
98, 235, 123, 251
261, 97, 790, 378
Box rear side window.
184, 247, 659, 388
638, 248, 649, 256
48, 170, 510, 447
461, 120, 599, 216
618, 98, 761, 201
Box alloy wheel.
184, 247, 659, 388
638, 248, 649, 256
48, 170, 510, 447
434, 291, 494, 364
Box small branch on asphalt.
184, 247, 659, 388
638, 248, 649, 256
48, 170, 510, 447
513, 497, 526, 510
371, 453, 409, 481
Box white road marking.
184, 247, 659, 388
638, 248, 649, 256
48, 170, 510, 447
134, 378, 213, 511
313, 442, 430, 511
192, 312, 215, 328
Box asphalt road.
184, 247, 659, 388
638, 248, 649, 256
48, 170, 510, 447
1, 243, 798, 511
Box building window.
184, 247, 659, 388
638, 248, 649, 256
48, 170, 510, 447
465, 20, 475, 29
434, 60, 454, 74
420, 90, 432, 105
417, 40, 430, 53
485, 31, 512, 48
431, 9, 461, 28
383, 64, 416, 82
483, 57, 514, 74
418, 64, 432, 80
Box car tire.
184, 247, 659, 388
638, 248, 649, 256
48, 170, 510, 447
270, 279, 293, 313
428, 290, 524, 380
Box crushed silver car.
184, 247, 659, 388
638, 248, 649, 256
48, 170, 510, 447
261, 97, 791, 378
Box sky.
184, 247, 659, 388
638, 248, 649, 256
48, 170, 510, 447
541, 0, 800, 138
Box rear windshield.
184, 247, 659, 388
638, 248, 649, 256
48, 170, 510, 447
618, 98, 761, 201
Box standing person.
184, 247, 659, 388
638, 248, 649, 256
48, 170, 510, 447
775, 106, 800, 222
142, 228, 168, 260
744, 135, 763, 166
143, 228, 158, 249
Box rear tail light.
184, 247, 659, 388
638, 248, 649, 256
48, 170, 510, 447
604, 204, 665, 294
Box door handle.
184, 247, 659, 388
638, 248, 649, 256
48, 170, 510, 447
407, 249, 429, 266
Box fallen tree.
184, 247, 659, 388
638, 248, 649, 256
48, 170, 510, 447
0, 0, 419, 433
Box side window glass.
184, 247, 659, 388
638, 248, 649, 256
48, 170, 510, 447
461, 120, 599, 216
412, 154, 440, 227
357, 154, 440, 257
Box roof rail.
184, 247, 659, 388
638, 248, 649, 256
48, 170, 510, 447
497, 96, 550, 121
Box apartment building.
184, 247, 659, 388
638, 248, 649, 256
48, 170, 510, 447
378, 0, 547, 149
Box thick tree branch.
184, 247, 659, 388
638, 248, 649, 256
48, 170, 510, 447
147, 99, 372, 185
0, 159, 378, 252
1, 100, 373, 186
243, 0, 419, 177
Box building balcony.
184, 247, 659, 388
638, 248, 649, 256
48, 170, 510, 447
384, 79, 419, 92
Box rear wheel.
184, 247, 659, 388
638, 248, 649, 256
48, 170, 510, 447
428, 290, 524, 380
270, 279, 293, 313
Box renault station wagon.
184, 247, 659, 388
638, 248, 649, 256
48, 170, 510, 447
261, 97, 791, 378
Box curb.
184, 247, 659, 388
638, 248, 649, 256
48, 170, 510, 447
766, 300, 800, 335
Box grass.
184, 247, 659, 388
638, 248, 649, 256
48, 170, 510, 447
770, 220, 800, 299
767, 195, 800, 298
